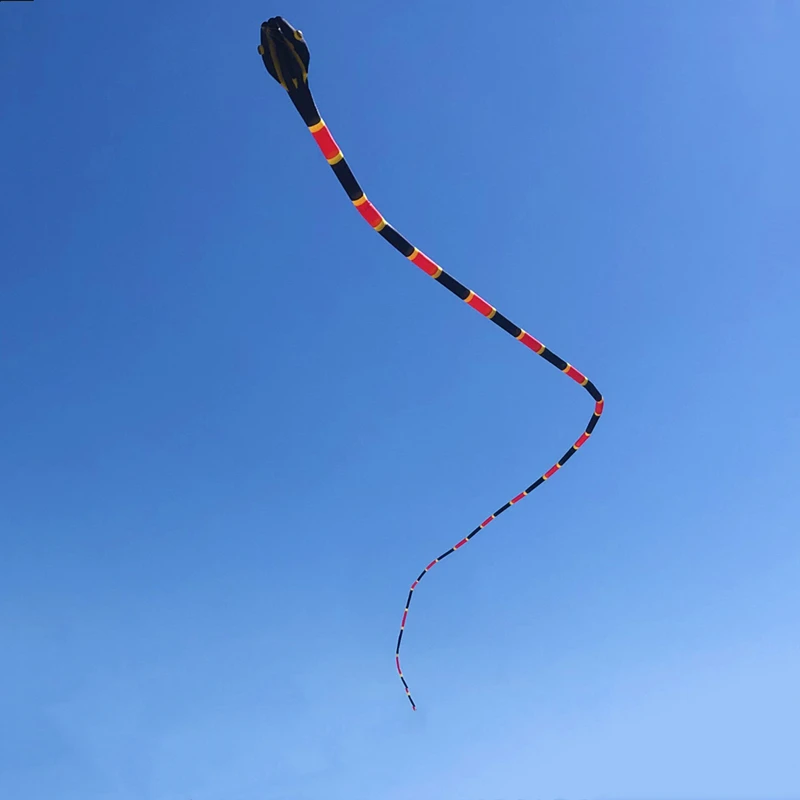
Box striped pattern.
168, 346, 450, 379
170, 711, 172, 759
256, 17, 602, 708
306, 117, 604, 710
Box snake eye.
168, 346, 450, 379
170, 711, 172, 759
294, 29, 303, 40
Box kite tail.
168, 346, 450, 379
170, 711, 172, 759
303, 113, 604, 710
258, 16, 604, 711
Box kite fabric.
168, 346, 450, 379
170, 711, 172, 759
258, 15, 605, 711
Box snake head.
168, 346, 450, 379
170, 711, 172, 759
259, 16, 310, 91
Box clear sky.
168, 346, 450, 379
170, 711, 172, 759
2, 2, 799, 799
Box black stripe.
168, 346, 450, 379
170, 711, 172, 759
416, 570, 427, 582
396, 630, 404, 650
558, 447, 576, 466
465, 526, 482, 540
586, 414, 599, 434
288, 87, 320, 128
584, 381, 602, 402
435, 271, 470, 300
540, 348, 568, 371
494, 502, 512, 515
330, 158, 363, 201
437, 547, 455, 560
490, 311, 522, 338
378, 224, 415, 257
525, 476, 545, 494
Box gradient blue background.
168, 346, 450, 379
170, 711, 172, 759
2, 2, 799, 799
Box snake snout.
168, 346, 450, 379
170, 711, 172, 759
262, 16, 294, 42
273, 16, 296, 39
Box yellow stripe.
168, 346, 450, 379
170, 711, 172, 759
562, 363, 571, 373
464, 291, 475, 303
408, 248, 419, 260
375, 219, 387, 231
353, 195, 367, 207
309, 120, 325, 133
487, 307, 497, 319
285, 40, 308, 81
432, 266, 443, 279
581, 376, 589, 386
266, 38, 287, 90
516, 329, 526, 340
327, 152, 343, 165
537, 344, 546, 354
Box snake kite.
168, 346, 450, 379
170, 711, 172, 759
258, 15, 605, 711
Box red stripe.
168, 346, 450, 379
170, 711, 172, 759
454, 538, 468, 549
544, 465, 560, 479
564, 365, 586, 384
519, 332, 544, 353
410, 250, 441, 276
467, 293, 493, 316
401, 610, 408, 628
574, 432, 590, 448
395, 656, 402, 673
511, 492, 526, 504
411, 580, 419, 590
595, 399, 604, 415
480, 516, 494, 527
311, 125, 339, 160
355, 199, 382, 227
425, 560, 437, 571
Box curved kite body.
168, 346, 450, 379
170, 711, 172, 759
258, 16, 604, 711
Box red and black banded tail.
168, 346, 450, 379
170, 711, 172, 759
259, 18, 605, 711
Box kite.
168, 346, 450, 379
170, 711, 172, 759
258, 15, 605, 711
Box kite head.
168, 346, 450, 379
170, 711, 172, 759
259, 16, 309, 88
259, 16, 318, 125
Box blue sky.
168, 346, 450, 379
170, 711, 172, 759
2, 1, 799, 799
